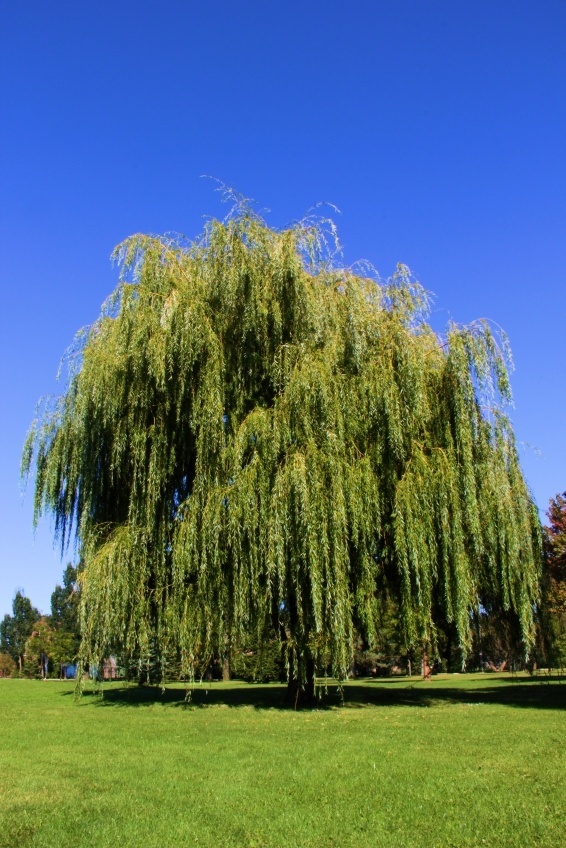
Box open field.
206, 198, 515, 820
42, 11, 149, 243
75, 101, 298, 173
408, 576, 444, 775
0, 674, 564, 848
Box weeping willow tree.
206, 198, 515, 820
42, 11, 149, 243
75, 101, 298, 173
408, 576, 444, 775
23, 203, 542, 700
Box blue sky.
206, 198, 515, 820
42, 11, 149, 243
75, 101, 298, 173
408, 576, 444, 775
1, 1, 565, 618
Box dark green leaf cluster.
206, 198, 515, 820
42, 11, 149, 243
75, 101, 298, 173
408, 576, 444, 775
50, 563, 82, 660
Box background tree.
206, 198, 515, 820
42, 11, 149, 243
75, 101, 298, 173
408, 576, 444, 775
23, 206, 543, 700
23, 616, 54, 678
544, 492, 566, 572
540, 492, 566, 668
50, 563, 82, 660
0, 569, 83, 680
49, 629, 78, 679
0, 591, 40, 674
0, 652, 16, 677
20, 614, 77, 680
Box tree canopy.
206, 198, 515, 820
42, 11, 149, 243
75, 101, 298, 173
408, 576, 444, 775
541, 491, 566, 667
544, 492, 566, 572
0, 591, 40, 673
23, 207, 542, 695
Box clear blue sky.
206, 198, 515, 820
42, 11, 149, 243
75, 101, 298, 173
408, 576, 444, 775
1, 2, 565, 618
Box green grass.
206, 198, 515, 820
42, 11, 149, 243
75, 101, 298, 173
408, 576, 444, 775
0, 674, 564, 847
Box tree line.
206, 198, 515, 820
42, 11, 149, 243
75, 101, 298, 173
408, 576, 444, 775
0, 565, 81, 678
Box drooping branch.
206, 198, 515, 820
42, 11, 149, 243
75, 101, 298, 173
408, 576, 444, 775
23, 211, 543, 691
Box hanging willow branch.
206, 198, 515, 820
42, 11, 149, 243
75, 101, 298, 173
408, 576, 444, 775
22, 210, 542, 691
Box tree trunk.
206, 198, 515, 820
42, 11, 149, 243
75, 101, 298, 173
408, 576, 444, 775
421, 644, 432, 680
285, 651, 316, 707
222, 652, 231, 682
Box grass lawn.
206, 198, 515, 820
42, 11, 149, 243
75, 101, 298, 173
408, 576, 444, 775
0, 673, 564, 847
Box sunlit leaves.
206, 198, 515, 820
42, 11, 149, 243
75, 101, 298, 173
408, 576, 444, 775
23, 212, 542, 684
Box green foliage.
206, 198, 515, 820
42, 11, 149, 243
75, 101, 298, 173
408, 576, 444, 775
0, 568, 81, 680
0, 591, 40, 672
50, 563, 82, 661
50, 564, 79, 629
126, 639, 181, 685
230, 639, 285, 683
49, 629, 78, 678
540, 492, 566, 669
23, 209, 542, 690
23, 617, 53, 678
0, 652, 16, 677
545, 492, 566, 564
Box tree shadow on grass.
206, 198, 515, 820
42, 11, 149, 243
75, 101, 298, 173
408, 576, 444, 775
67, 674, 566, 712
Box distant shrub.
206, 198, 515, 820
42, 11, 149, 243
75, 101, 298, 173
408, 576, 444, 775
230, 641, 286, 683
0, 652, 16, 677
352, 650, 407, 677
